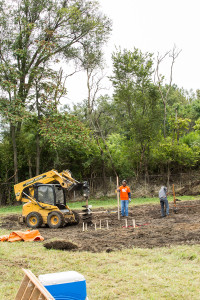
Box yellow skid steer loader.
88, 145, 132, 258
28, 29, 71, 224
14, 169, 89, 229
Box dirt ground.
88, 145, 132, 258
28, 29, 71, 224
1, 200, 200, 252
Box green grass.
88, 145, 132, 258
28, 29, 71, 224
0, 240, 200, 299
1, 196, 200, 299
0, 205, 22, 214
0, 195, 199, 214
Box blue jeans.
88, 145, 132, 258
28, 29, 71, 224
121, 200, 129, 217
160, 197, 169, 217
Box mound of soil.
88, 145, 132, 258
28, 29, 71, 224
1, 200, 200, 252
44, 240, 78, 251
178, 181, 200, 196
0, 214, 20, 229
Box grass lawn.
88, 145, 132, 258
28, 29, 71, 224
1, 196, 200, 299
0, 194, 199, 214
0, 241, 200, 299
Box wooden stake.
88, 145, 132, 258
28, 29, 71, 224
125, 219, 128, 228
117, 176, 120, 220
82, 222, 85, 232
95, 223, 97, 231
132, 219, 135, 228
173, 184, 176, 210
106, 220, 109, 230
100, 219, 102, 229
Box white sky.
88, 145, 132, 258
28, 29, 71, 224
65, 0, 200, 106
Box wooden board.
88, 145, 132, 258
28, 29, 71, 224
15, 269, 54, 300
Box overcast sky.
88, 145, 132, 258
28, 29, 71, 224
65, 0, 200, 106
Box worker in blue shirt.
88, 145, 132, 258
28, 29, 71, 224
159, 186, 169, 217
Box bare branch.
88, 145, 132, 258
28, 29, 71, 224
154, 45, 182, 138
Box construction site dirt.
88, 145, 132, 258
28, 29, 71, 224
1, 200, 200, 253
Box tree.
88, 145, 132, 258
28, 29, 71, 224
0, 0, 111, 182
32, 67, 68, 174
155, 46, 182, 138
168, 116, 191, 143
79, 41, 108, 117
39, 111, 91, 151
151, 137, 198, 186
111, 48, 161, 176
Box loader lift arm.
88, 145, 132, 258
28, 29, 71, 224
14, 169, 80, 203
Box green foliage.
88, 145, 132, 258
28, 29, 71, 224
0, 140, 13, 180
192, 99, 200, 120
181, 131, 200, 149
193, 118, 200, 132
110, 48, 162, 174
151, 137, 198, 168
106, 133, 134, 178
0, 0, 111, 110
39, 112, 91, 150
168, 116, 191, 142
0, 2, 200, 203
0, 0, 111, 193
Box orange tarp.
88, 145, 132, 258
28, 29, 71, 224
0, 230, 44, 242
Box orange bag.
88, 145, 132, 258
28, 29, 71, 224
0, 230, 44, 242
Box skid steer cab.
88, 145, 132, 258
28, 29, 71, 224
14, 169, 89, 229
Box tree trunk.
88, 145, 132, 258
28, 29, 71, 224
36, 133, 40, 175
0, 189, 3, 205
53, 150, 59, 169
28, 158, 33, 178
163, 102, 167, 139
35, 81, 41, 175
167, 162, 170, 189
86, 68, 92, 117
11, 124, 18, 184
139, 144, 146, 177
145, 161, 149, 183
8, 184, 11, 205
101, 150, 107, 196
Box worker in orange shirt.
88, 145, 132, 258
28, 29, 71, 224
117, 180, 131, 217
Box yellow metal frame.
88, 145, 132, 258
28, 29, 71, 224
14, 169, 78, 225
22, 203, 76, 224
14, 169, 78, 202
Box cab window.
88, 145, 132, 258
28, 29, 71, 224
55, 186, 65, 205
37, 186, 54, 205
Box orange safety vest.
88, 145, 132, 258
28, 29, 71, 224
119, 185, 130, 200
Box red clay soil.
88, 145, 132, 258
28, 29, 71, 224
1, 200, 200, 252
